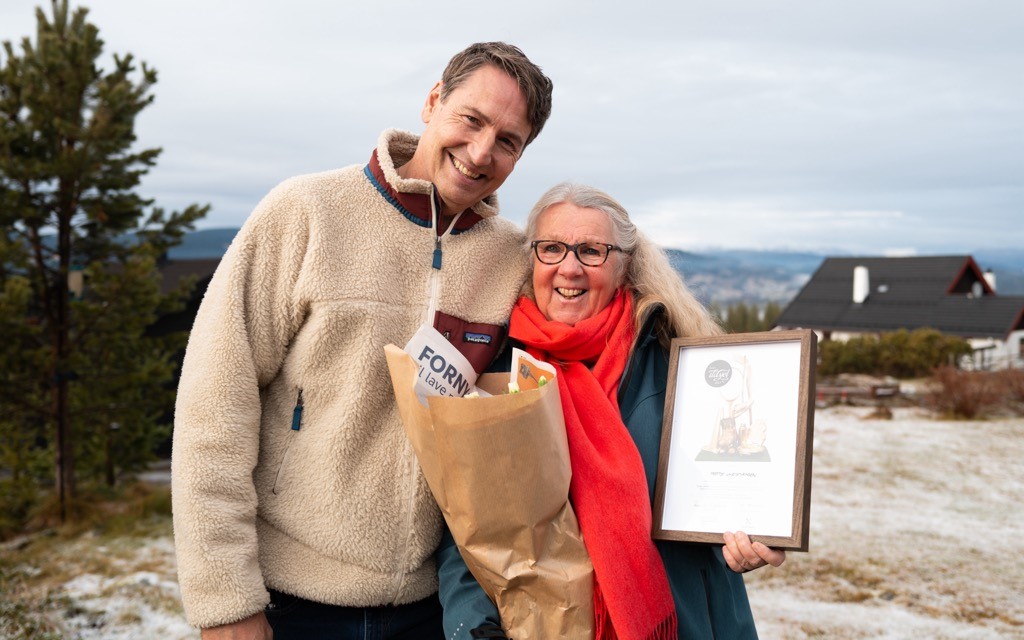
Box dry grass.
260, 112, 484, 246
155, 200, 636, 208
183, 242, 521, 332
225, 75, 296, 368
927, 366, 1024, 419
0, 487, 193, 640
2, 408, 1023, 639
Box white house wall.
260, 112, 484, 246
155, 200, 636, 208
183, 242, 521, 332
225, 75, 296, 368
966, 332, 1023, 370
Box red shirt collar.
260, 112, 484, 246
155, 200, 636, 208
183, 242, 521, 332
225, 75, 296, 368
366, 148, 483, 234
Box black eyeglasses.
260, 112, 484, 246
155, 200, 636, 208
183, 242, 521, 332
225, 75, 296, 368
530, 240, 624, 267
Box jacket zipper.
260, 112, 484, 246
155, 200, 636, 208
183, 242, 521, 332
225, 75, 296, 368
399, 187, 465, 598
273, 388, 303, 495
423, 186, 464, 326
425, 242, 441, 326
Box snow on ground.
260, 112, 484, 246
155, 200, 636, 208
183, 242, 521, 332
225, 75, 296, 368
13, 535, 198, 639
745, 406, 1024, 639
8, 406, 1024, 639
61, 569, 194, 640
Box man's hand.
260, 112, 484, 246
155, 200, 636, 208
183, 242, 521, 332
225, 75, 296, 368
722, 530, 786, 573
201, 612, 273, 640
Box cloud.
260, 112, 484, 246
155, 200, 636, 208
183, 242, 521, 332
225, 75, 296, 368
2, 0, 1021, 253
635, 198, 915, 253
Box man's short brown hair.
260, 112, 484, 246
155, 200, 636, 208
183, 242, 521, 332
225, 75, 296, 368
440, 42, 553, 148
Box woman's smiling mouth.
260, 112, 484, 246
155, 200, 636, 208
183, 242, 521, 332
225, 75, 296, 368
556, 287, 586, 298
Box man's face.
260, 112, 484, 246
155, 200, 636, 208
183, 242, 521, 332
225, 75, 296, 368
406, 65, 532, 217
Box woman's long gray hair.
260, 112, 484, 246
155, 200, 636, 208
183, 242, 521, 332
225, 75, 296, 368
524, 182, 722, 344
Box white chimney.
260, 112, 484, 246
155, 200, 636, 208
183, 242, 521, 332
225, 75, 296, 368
984, 269, 996, 292
853, 265, 869, 303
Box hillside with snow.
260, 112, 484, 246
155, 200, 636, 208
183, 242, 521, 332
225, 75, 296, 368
3, 406, 1022, 639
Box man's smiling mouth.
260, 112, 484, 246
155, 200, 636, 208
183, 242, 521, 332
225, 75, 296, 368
451, 154, 482, 180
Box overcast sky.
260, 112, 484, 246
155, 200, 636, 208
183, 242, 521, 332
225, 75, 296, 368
3, 0, 1021, 255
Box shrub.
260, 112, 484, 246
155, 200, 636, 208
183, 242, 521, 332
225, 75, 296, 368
993, 369, 1024, 403
927, 366, 1002, 419
819, 329, 972, 379
819, 335, 881, 376
992, 369, 1024, 415
3, 481, 172, 541
0, 479, 41, 540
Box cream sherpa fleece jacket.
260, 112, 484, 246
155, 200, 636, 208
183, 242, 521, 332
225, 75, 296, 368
171, 129, 529, 629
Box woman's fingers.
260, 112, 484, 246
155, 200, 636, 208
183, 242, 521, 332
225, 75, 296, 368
723, 531, 786, 573
752, 540, 786, 567
721, 537, 745, 572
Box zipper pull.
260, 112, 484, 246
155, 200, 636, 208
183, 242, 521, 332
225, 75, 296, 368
291, 390, 304, 431
432, 237, 442, 270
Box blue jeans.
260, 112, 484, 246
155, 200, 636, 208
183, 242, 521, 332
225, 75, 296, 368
265, 589, 444, 640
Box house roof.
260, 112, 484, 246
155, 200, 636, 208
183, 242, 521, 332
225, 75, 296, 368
775, 255, 1024, 339
157, 258, 220, 295
147, 259, 221, 337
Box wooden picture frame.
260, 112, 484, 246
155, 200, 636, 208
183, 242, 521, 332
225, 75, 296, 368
652, 329, 817, 551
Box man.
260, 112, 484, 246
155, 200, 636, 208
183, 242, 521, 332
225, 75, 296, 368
172, 43, 552, 639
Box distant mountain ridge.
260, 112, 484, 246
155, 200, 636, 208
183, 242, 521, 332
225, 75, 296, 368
168, 228, 238, 259
170, 228, 1024, 303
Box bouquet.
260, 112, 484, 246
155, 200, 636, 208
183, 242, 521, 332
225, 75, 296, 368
385, 330, 594, 640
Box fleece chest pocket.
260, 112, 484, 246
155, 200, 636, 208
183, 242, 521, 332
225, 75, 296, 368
432, 310, 505, 373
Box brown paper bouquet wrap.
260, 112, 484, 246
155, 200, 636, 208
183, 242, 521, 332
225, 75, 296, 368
384, 345, 595, 640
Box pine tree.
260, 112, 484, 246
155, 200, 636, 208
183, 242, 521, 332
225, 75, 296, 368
723, 301, 752, 333
719, 300, 784, 333
762, 300, 783, 330
0, 0, 207, 524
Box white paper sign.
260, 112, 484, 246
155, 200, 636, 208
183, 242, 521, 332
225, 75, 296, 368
403, 324, 479, 403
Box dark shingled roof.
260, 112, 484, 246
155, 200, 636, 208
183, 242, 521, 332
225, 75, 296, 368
157, 258, 220, 295
148, 259, 221, 336
775, 255, 1024, 339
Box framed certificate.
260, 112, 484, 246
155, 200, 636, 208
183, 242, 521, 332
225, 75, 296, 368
652, 330, 817, 551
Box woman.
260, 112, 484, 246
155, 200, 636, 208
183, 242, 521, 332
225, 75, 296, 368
438, 183, 785, 639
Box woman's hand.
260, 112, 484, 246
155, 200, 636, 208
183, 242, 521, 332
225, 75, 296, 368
722, 531, 786, 573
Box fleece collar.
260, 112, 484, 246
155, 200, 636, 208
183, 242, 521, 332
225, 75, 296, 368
364, 129, 498, 234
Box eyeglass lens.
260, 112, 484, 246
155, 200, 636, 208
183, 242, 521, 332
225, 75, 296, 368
534, 241, 609, 266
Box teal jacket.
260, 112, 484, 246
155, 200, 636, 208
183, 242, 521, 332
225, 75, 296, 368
437, 308, 758, 639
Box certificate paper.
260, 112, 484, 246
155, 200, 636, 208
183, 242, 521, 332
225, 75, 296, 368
652, 330, 816, 551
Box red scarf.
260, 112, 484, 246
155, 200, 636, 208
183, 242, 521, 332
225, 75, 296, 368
510, 291, 677, 640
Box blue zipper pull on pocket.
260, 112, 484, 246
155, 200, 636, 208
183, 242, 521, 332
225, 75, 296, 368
291, 390, 304, 431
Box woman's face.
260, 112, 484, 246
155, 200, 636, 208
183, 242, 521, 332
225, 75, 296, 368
532, 202, 624, 326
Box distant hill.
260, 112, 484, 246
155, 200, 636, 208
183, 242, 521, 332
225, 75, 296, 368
667, 249, 823, 304
170, 228, 1024, 303
168, 228, 238, 259
669, 247, 1024, 304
